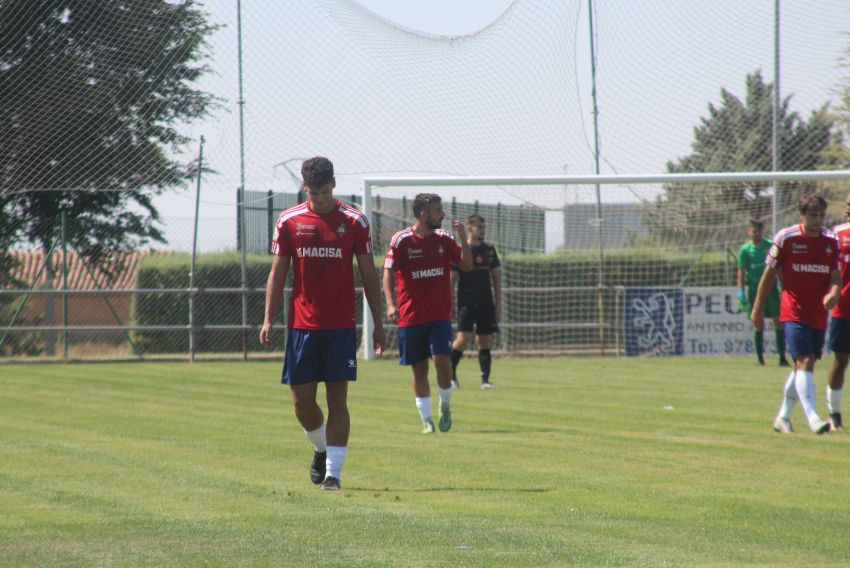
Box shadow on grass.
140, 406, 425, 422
462, 428, 562, 434
346, 486, 552, 493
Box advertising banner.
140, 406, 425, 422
625, 287, 779, 357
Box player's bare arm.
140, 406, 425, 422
260, 254, 291, 347
825, 268, 842, 310
492, 265, 502, 318
750, 265, 775, 331
383, 266, 399, 323
357, 252, 387, 357
453, 220, 473, 272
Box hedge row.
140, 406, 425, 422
132, 250, 737, 353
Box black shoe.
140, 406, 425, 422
779, 357, 790, 367
830, 413, 844, 431
757, 353, 765, 366
310, 451, 326, 485
320, 476, 341, 491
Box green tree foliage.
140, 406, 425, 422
0, 1, 217, 263
643, 71, 839, 246
821, 40, 850, 210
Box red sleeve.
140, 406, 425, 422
767, 240, 781, 269
384, 243, 396, 269
353, 219, 373, 255
271, 220, 293, 257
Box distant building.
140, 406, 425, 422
562, 203, 648, 251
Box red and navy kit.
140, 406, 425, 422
271, 200, 372, 329
832, 222, 850, 319
384, 227, 462, 327
767, 224, 840, 330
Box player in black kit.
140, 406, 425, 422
450, 214, 502, 389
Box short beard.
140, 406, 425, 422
427, 218, 442, 230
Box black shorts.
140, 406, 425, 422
457, 303, 499, 335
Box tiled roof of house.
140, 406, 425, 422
6, 250, 150, 290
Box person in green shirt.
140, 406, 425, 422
738, 220, 790, 366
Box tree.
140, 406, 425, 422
822, 38, 850, 209
0, 1, 217, 354
0, 1, 216, 258
642, 71, 838, 246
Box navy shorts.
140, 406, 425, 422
829, 317, 850, 354
783, 321, 825, 362
397, 320, 452, 365
457, 303, 499, 335
282, 328, 357, 385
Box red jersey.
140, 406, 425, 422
832, 222, 850, 319
271, 200, 372, 329
767, 224, 839, 329
384, 227, 462, 327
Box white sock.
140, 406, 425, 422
304, 424, 326, 452
778, 370, 798, 420
794, 370, 821, 424
827, 386, 843, 414
415, 397, 432, 421
325, 445, 346, 480
438, 385, 453, 408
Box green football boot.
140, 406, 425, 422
438, 404, 452, 432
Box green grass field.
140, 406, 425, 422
2, 357, 850, 567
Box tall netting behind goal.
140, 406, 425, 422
3, 0, 850, 361
365, 171, 850, 357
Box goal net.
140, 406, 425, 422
363, 171, 850, 358
4, 0, 850, 362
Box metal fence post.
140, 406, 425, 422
190, 136, 205, 362
267, 190, 274, 252
61, 210, 69, 361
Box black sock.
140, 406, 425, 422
478, 349, 491, 381
450, 349, 463, 381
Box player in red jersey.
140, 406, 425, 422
383, 193, 472, 434
826, 194, 850, 430
260, 157, 386, 491
751, 193, 840, 435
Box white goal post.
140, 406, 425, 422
361, 170, 850, 360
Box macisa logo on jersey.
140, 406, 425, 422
296, 247, 343, 258
411, 267, 444, 279
791, 263, 829, 273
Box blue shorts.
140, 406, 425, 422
783, 321, 825, 362
397, 320, 452, 365
829, 317, 850, 354
282, 328, 357, 385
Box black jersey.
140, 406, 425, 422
454, 242, 500, 305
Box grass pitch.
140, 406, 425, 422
2, 357, 850, 566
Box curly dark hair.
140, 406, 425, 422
301, 156, 334, 189
412, 193, 441, 219
797, 192, 827, 214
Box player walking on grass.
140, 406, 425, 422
737, 220, 789, 367
826, 194, 850, 431
450, 213, 502, 389
260, 156, 386, 491
750, 193, 840, 435
383, 193, 472, 434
